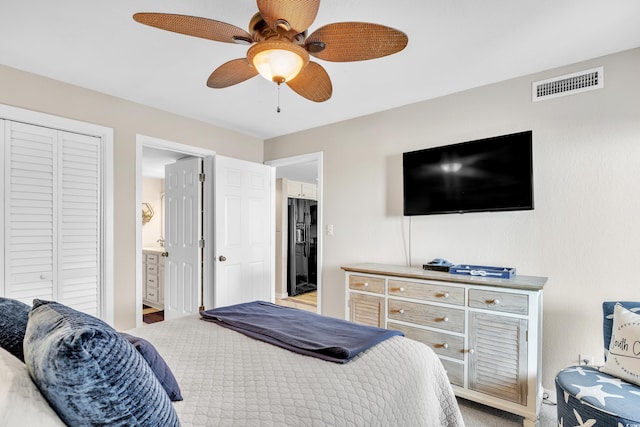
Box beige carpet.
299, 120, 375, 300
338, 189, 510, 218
458, 398, 556, 427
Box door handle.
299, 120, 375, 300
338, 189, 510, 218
218, 255, 227, 262
161, 252, 169, 257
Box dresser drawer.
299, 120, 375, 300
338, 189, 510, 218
145, 253, 159, 264
440, 359, 464, 387
146, 275, 158, 287
146, 263, 158, 274
348, 275, 385, 294
388, 322, 465, 361
388, 299, 465, 333
468, 289, 528, 315
145, 287, 159, 303
388, 279, 464, 306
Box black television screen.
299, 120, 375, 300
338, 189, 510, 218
403, 131, 533, 216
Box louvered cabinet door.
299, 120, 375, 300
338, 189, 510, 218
468, 311, 528, 405
349, 292, 384, 327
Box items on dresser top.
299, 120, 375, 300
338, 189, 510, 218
423, 258, 453, 272
449, 264, 516, 279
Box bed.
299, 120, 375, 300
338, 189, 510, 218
1, 297, 464, 426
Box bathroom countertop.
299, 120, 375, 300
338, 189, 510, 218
142, 247, 165, 253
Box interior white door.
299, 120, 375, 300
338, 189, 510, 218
214, 155, 272, 307
164, 157, 202, 320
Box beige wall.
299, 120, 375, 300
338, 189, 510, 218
265, 47, 640, 392
0, 64, 263, 331
141, 177, 164, 249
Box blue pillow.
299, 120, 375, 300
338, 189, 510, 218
23, 300, 180, 427
602, 301, 640, 359
120, 332, 183, 401
0, 297, 30, 362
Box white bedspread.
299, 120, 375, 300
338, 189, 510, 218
128, 314, 464, 426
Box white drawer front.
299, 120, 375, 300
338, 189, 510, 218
349, 275, 385, 294
388, 299, 465, 333
388, 279, 464, 306
468, 289, 528, 315
388, 321, 465, 361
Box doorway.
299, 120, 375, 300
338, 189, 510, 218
265, 153, 323, 314
135, 135, 215, 328
136, 136, 274, 327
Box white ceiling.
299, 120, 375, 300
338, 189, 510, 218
2, 1, 639, 140
142, 146, 193, 179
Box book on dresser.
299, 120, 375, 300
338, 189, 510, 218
342, 263, 547, 427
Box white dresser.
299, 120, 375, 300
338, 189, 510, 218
143, 249, 165, 309
342, 263, 546, 427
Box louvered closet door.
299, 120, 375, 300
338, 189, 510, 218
468, 312, 528, 405
58, 131, 101, 315
3, 121, 101, 316
4, 121, 57, 303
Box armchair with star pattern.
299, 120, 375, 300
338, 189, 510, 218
555, 301, 640, 426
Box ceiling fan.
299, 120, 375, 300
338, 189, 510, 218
133, 0, 408, 103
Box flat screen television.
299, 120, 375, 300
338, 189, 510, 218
403, 131, 533, 216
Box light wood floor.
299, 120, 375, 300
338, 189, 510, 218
276, 290, 317, 312
142, 306, 162, 315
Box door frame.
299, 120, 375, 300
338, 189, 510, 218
135, 135, 215, 327
265, 152, 323, 314
0, 103, 115, 324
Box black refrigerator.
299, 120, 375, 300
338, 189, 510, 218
287, 198, 317, 296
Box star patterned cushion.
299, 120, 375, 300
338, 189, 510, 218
556, 365, 640, 425
601, 303, 640, 386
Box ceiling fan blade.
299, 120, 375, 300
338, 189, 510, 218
207, 59, 258, 88
257, 0, 320, 33
133, 13, 253, 44
286, 62, 332, 102
306, 22, 408, 62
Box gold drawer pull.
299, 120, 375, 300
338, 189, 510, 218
390, 287, 405, 292
468, 348, 475, 354
486, 298, 500, 306
440, 343, 449, 350
354, 282, 369, 288
437, 316, 449, 323
391, 309, 406, 315
437, 292, 450, 299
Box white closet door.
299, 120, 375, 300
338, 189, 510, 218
3, 121, 102, 316
4, 121, 58, 304
58, 131, 101, 316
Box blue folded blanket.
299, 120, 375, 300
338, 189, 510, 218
200, 301, 403, 363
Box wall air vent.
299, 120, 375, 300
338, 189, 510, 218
532, 66, 603, 102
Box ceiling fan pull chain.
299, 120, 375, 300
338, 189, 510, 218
277, 83, 281, 113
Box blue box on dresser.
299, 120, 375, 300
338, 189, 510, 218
449, 265, 516, 279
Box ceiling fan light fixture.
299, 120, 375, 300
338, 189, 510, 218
247, 39, 309, 84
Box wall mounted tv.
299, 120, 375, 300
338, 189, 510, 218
403, 130, 533, 216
